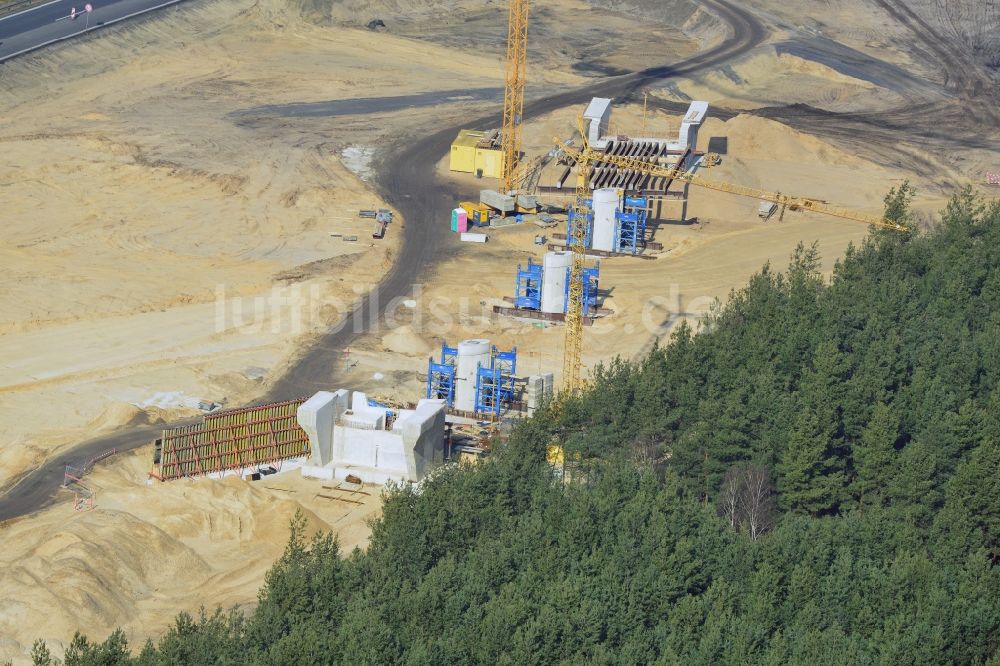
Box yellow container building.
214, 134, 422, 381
450, 129, 504, 178
450, 129, 480, 173
475, 147, 503, 179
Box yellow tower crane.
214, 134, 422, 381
558, 141, 909, 232
561, 133, 597, 396
500, 0, 530, 195
555, 126, 907, 395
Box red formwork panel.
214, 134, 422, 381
156, 398, 310, 480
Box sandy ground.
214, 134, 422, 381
0, 0, 990, 660
0, 0, 584, 656
0, 448, 381, 659
0, 0, 595, 488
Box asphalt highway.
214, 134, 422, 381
0, 0, 765, 522
0, 0, 187, 62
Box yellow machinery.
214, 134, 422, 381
500, 0, 530, 195
458, 200, 493, 225
555, 125, 907, 395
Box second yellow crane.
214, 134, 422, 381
559, 141, 908, 232
556, 125, 907, 395
500, 0, 530, 195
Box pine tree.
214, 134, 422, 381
947, 438, 1000, 554
29, 640, 53, 666
779, 409, 846, 515
853, 402, 900, 506
886, 440, 941, 527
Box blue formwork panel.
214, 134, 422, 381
475, 367, 517, 416
615, 205, 647, 255
514, 259, 543, 310
440, 343, 457, 365
427, 360, 456, 406
583, 266, 599, 314
493, 346, 517, 376
427, 342, 458, 406
473, 346, 518, 416
367, 398, 395, 419
615, 210, 640, 254
474, 366, 501, 416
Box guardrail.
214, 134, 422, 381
0, 0, 49, 19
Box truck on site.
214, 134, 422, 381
758, 201, 778, 221
372, 209, 392, 239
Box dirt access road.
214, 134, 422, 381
0, 0, 765, 522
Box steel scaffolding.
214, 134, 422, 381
615, 195, 648, 254
474, 346, 518, 416
426, 342, 458, 405
514, 258, 543, 309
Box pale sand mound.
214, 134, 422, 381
774, 52, 876, 88
85, 402, 170, 433
0, 450, 373, 664
669, 45, 893, 112
381, 324, 432, 356
715, 114, 876, 169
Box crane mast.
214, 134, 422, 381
561, 143, 594, 395
500, 0, 530, 195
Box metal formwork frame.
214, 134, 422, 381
474, 365, 502, 416
515, 258, 543, 310
157, 398, 309, 480
615, 210, 643, 254
426, 342, 458, 406
615, 195, 649, 254
441, 343, 457, 365
427, 361, 457, 405
474, 365, 516, 417
473, 346, 518, 416
493, 345, 517, 376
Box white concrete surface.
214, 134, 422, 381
455, 339, 491, 412
541, 251, 571, 314
584, 97, 612, 147
591, 188, 619, 252
300, 465, 335, 480
296, 390, 447, 484
678, 101, 710, 150
298, 389, 349, 466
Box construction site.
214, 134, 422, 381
0, 0, 997, 660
